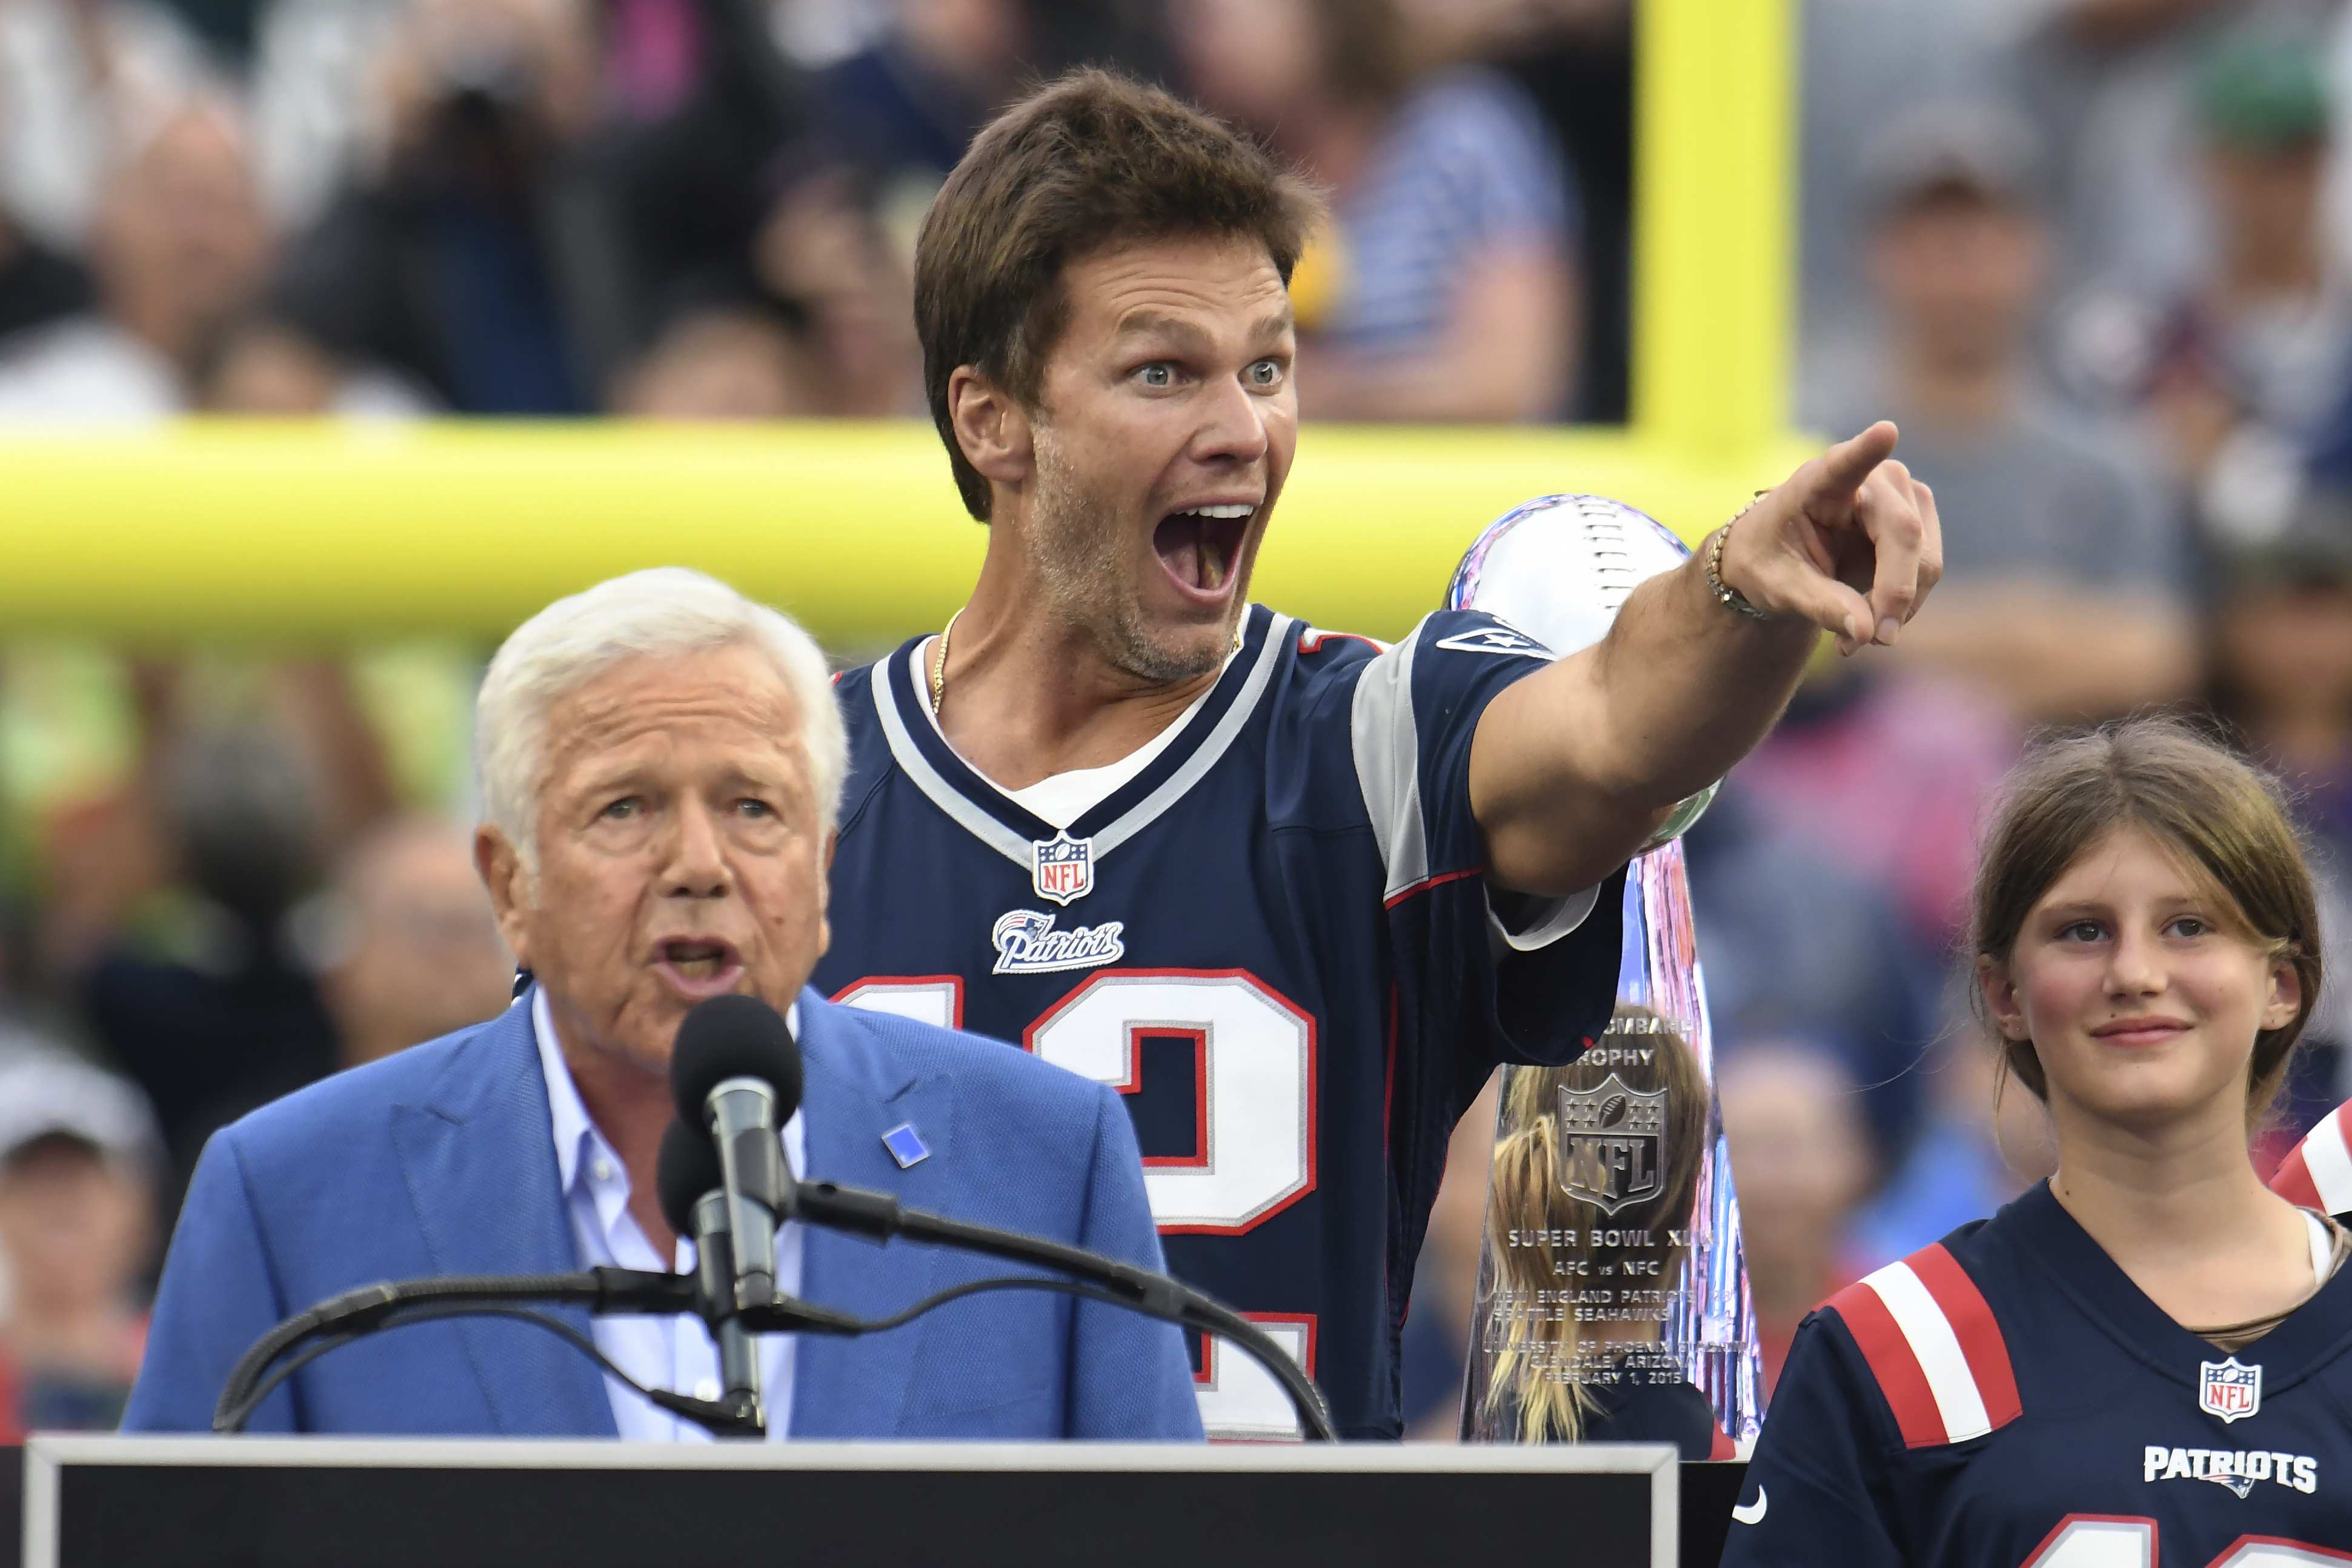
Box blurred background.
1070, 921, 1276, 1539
0, 0, 2349, 1444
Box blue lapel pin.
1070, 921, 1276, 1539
881, 1123, 931, 1169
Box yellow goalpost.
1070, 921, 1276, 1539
0, 0, 1804, 649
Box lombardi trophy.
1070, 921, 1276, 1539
1449, 495, 1765, 1449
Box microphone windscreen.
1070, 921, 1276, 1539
670, 992, 803, 1123
656, 1117, 724, 1238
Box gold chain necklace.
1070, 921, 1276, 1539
929, 609, 1245, 716
929, 608, 963, 716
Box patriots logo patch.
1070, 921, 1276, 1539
991, 910, 1126, 974
1434, 625, 1556, 660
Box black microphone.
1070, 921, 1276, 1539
669, 995, 801, 1312
656, 1118, 760, 1430
666, 994, 801, 1437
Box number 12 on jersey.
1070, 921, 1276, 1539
840, 969, 1322, 1438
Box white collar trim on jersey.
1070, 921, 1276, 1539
873, 608, 1294, 871
914, 636, 1233, 830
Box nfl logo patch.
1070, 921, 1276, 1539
1031, 831, 1095, 906
2199, 1357, 2262, 1424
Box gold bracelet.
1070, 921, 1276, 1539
1704, 500, 1770, 621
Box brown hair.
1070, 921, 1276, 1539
1970, 717, 2322, 1121
1481, 1006, 1711, 1443
913, 68, 1325, 520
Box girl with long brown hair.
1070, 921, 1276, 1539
1725, 717, 2351, 1567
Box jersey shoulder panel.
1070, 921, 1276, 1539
1340, 608, 1557, 903
2273, 1100, 2352, 1219
833, 647, 914, 837
1819, 1234, 2023, 1449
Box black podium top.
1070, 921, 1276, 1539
25, 1435, 1683, 1568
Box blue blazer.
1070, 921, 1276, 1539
122, 989, 1204, 1441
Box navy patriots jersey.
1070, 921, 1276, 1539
814, 602, 1626, 1439
1724, 1181, 2352, 1567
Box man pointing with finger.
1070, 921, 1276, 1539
812, 70, 1943, 1440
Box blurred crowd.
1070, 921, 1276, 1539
0, 0, 1627, 421
7, 0, 2352, 1446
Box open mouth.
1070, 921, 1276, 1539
1152, 503, 1254, 597
655, 937, 744, 998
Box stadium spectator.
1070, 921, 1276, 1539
616, 302, 819, 419
2205, 511, 2352, 1157
1796, 0, 2018, 396
53, 658, 401, 1211
2062, 30, 2351, 543
741, 167, 922, 416
75, 719, 342, 1211
1725, 660, 2016, 957
805, 0, 1173, 192
806, 0, 1028, 188
1170, 0, 1581, 421
1718, 1043, 1876, 1394
1684, 789, 1943, 1161
0, 97, 272, 419
0, 1054, 162, 1440
1811, 99, 2194, 722
314, 815, 513, 1069
0, 0, 208, 251
2002, 1, 2220, 294
2208, 520, 2352, 880
195, 314, 434, 414
258, 0, 608, 413
1209, 0, 1635, 419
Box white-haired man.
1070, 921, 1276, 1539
122, 569, 1203, 1440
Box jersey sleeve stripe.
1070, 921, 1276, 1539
1904, 1241, 2021, 1429
1864, 1259, 1993, 1441
2293, 1105, 2352, 1217
1824, 1275, 1951, 1448
2274, 1144, 2325, 1214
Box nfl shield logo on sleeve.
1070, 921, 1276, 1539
2199, 1357, 2262, 1423
1031, 832, 1095, 906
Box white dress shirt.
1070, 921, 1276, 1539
531, 989, 806, 1441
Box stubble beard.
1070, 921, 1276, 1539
1029, 430, 1235, 685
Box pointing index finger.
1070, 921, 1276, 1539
1810, 420, 1901, 503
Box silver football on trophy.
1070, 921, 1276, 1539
1448, 494, 1717, 847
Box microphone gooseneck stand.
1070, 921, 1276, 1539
211, 1194, 1338, 1441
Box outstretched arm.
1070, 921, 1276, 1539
1470, 422, 1942, 895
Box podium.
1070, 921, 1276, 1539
22, 1435, 1696, 1568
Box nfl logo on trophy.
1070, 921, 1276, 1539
1031, 832, 1095, 906
2199, 1357, 2262, 1423
1557, 1074, 1669, 1217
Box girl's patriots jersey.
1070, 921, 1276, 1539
813, 603, 1626, 1440
1725, 1182, 2352, 1568
2273, 1103, 2352, 1223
